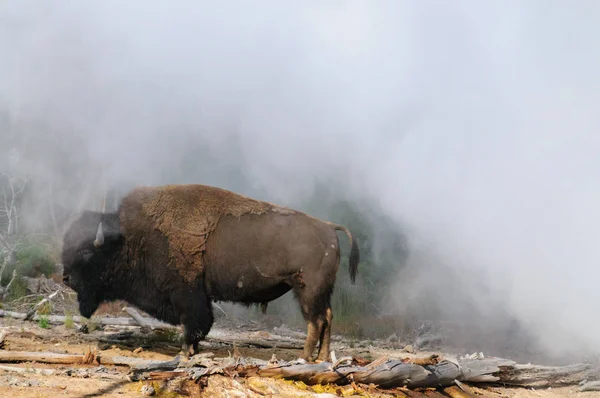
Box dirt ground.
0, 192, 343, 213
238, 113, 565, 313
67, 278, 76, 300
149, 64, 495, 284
0, 315, 599, 397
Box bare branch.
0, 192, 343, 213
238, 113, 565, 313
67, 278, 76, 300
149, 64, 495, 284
24, 289, 61, 321
0, 233, 10, 250
1, 270, 17, 300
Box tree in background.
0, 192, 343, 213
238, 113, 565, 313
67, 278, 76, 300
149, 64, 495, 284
0, 113, 106, 297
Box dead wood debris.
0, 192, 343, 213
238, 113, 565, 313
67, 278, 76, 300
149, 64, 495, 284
580, 380, 600, 392
0, 309, 306, 351
1, 346, 593, 392
24, 289, 61, 321
1, 292, 599, 395
122, 306, 154, 331
0, 309, 174, 329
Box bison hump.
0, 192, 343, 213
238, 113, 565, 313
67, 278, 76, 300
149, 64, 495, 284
120, 184, 273, 283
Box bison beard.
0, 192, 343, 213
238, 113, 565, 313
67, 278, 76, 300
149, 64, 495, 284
60, 184, 360, 362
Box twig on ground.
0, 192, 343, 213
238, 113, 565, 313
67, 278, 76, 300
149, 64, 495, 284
122, 306, 153, 330
213, 302, 228, 318
24, 290, 61, 321
1, 270, 17, 300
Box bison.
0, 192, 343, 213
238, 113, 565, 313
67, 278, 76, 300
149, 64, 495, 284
60, 184, 359, 362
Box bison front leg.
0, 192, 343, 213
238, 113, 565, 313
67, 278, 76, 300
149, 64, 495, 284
172, 289, 214, 359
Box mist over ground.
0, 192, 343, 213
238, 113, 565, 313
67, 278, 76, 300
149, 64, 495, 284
2, 1, 600, 364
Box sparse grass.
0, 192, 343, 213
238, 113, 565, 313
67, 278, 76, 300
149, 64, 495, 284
128, 381, 182, 398
152, 380, 182, 398
64, 312, 74, 329
82, 316, 102, 331
150, 328, 182, 344
332, 314, 408, 341
1, 236, 58, 284
38, 315, 50, 329
37, 298, 52, 316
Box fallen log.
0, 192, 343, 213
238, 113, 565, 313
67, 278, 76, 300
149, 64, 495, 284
0, 364, 129, 381
0, 349, 181, 369
0, 350, 96, 365
0, 364, 55, 375
237, 356, 598, 390
0, 348, 595, 390
205, 336, 304, 350
147, 371, 187, 380
1, 309, 306, 351
497, 362, 595, 387
0, 309, 176, 329
580, 380, 600, 392
122, 306, 155, 330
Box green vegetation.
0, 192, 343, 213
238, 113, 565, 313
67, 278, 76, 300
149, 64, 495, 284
0, 234, 59, 304
84, 317, 102, 332
36, 297, 52, 315
64, 312, 75, 329
38, 315, 50, 329
151, 328, 182, 344
4, 274, 28, 301
1, 236, 58, 288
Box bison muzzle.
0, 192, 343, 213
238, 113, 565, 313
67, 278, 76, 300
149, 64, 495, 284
60, 184, 360, 362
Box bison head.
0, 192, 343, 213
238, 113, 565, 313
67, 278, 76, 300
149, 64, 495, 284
61, 210, 122, 318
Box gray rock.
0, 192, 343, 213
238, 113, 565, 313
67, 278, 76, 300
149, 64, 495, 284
141, 384, 155, 396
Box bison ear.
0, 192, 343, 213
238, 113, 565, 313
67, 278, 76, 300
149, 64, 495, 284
93, 222, 105, 248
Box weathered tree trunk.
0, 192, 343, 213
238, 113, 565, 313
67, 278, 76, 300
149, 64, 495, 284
235, 357, 597, 390
0, 349, 182, 369
0, 364, 55, 375
0, 350, 97, 365
0, 347, 595, 390
580, 381, 600, 392
0, 309, 175, 329
122, 306, 154, 329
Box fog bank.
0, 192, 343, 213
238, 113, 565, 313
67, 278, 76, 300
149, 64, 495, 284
2, 1, 600, 361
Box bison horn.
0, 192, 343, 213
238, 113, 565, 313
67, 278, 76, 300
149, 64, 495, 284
94, 222, 105, 247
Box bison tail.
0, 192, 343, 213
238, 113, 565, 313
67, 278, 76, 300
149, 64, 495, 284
330, 223, 360, 284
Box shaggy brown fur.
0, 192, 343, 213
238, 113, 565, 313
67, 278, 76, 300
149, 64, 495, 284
119, 185, 283, 283
61, 183, 360, 362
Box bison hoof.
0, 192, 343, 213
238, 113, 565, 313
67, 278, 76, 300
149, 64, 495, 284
180, 343, 198, 359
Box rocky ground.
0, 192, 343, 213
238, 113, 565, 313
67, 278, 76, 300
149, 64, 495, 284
0, 285, 598, 397
1, 311, 599, 398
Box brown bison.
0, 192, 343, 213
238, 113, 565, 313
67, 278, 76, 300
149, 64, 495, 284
60, 184, 359, 362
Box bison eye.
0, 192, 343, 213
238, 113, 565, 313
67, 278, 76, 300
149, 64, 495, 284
80, 249, 94, 262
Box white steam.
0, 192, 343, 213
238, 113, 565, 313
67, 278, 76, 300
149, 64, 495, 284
2, 1, 600, 360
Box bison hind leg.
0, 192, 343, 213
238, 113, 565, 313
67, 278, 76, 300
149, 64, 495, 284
315, 306, 333, 362
291, 265, 336, 362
